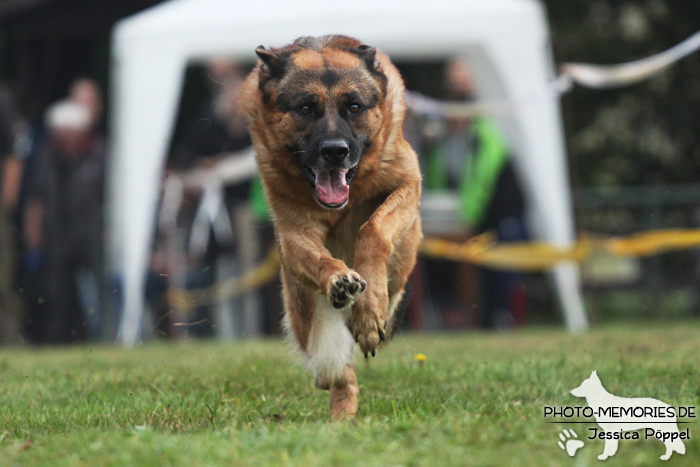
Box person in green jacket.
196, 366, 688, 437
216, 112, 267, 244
419, 58, 528, 329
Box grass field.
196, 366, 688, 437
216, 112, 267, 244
1, 322, 699, 466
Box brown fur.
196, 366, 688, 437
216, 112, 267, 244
239, 35, 422, 420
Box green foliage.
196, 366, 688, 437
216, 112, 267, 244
1, 325, 700, 466
546, 0, 700, 186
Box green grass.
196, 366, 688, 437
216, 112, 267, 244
1, 323, 700, 466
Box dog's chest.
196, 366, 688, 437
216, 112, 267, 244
325, 202, 376, 267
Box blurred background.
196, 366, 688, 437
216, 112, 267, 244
0, 0, 699, 346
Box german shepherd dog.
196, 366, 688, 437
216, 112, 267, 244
239, 35, 422, 420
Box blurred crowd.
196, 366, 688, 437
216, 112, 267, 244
0, 56, 530, 346
0, 78, 105, 345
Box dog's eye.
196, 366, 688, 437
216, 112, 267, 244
349, 103, 361, 113
299, 104, 313, 115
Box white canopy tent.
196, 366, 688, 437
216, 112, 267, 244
109, 0, 588, 345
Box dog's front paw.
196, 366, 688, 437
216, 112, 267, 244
327, 269, 366, 309
352, 310, 386, 358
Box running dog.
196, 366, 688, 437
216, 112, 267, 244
238, 35, 422, 420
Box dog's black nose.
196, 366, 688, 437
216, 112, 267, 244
320, 139, 349, 162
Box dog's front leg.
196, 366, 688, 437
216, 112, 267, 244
598, 436, 618, 460
278, 227, 366, 308
278, 228, 363, 421
352, 182, 421, 356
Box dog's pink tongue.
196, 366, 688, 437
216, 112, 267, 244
315, 169, 349, 205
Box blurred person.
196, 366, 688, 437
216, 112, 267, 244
0, 85, 25, 345
421, 58, 527, 329
70, 79, 102, 120
69, 77, 104, 133
166, 60, 256, 337
12, 91, 48, 345
24, 100, 105, 343
172, 60, 251, 171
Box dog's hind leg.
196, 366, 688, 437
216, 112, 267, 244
661, 436, 685, 460
673, 437, 686, 456
306, 296, 358, 420
661, 441, 674, 461
329, 364, 359, 420
282, 269, 358, 420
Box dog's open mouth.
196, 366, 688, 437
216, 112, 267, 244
302, 165, 357, 208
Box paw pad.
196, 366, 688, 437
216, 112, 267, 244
557, 429, 584, 457
329, 272, 366, 308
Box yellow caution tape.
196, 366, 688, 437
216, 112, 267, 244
168, 247, 280, 310
422, 229, 700, 271
606, 229, 700, 257
171, 228, 700, 306
419, 232, 591, 272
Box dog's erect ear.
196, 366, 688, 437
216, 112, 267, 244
256, 46, 287, 76
357, 44, 380, 71
591, 370, 598, 379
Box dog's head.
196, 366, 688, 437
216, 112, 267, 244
570, 370, 602, 398
239, 35, 398, 209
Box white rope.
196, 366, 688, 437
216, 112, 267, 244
562, 30, 700, 89
404, 91, 520, 119
175, 147, 257, 189
405, 30, 700, 119
405, 74, 572, 120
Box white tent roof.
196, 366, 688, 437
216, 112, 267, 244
110, 0, 588, 345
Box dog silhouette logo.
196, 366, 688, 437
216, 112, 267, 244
570, 370, 686, 461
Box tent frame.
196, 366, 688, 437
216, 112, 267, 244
109, 0, 588, 345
